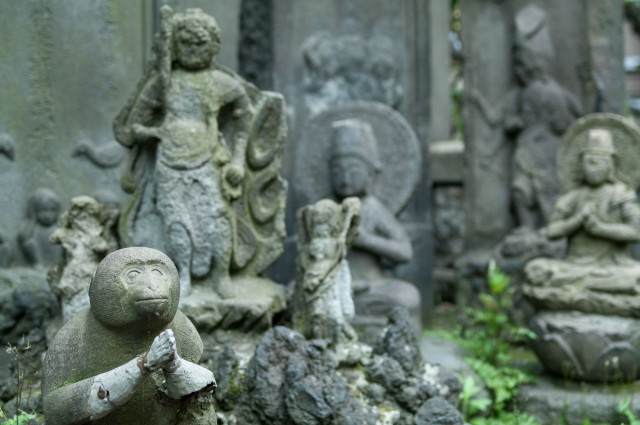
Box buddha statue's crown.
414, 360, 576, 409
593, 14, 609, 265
514, 4, 553, 60
330, 119, 381, 171
584, 129, 616, 154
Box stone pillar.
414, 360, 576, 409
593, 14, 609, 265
461, 0, 513, 253
586, 0, 626, 114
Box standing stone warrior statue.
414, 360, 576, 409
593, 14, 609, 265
114, 7, 287, 299
294, 102, 423, 334
43, 247, 216, 424
291, 197, 361, 346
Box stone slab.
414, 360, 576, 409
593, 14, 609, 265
179, 276, 286, 334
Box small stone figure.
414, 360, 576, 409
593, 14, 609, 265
522, 114, 640, 382
114, 6, 288, 299
294, 102, 423, 335
18, 188, 63, 267
329, 118, 421, 332
48, 196, 119, 323
43, 247, 216, 424
291, 197, 361, 346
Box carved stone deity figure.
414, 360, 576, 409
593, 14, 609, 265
48, 196, 119, 323
471, 4, 582, 233
18, 188, 63, 267
114, 7, 287, 300
523, 114, 640, 382
301, 33, 404, 115
291, 197, 361, 346
524, 118, 640, 314
43, 248, 216, 425
294, 102, 422, 334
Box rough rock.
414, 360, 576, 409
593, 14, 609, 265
414, 397, 464, 425
241, 326, 377, 425
0, 268, 58, 344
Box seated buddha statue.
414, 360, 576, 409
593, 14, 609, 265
524, 126, 640, 316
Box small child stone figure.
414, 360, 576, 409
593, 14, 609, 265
48, 196, 119, 323
18, 188, 63, 267
291, 198, 361, 346
42, 247, 216, 424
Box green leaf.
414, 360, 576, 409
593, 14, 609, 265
487, 259, 510, 294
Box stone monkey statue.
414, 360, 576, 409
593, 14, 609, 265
42, 247, 216, 425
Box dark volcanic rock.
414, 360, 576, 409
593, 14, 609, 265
242, 326, 377, 425
373, 307, 422, 373
414, 397, 464, 425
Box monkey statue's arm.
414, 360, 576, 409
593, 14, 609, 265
163, 350, 216, 399
44, 330, 177, 425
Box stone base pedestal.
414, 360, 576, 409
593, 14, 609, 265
180, 276, 286, 334
530, 311, 640, 382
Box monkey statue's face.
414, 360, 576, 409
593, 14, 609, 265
89, 247, 180, 330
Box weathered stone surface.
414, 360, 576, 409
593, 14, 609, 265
18, 188, 63, 268
461, 0, 625, 254
291, 198, 360, 346
367, 308, 461, 413
211, 346, 243, 411
293, 102, 423, 336
114, 7, 288, 300
43, 247, 215, 425
241, 326, 377, 425
374, 308, 422, 373
414, 397, 464, 425
530, 311, 640, 382
522, 114, 640, 383
0, 268, 58, 345
48, 196, 119, 323
420, 336, 490, 409
430, 141, 464, 184
519, 374, 638, 425
160, 0, 241, 72
266, 0, 447, 318
180, 276, 286, 334
0, 1, 146, 258
523, 115, 640, 318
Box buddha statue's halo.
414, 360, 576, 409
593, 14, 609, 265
295, 101, 422, 214
558, 113, 640, 191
